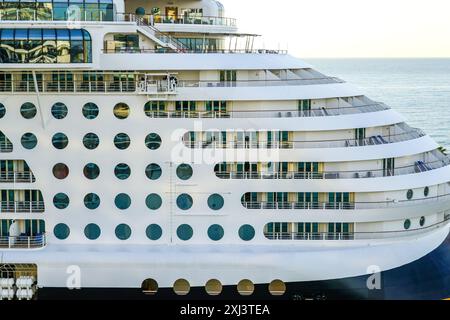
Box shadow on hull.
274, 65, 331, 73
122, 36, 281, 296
38, 231, 450, 300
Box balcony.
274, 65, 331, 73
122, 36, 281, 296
0, 172, 36, 183
242, 193, 450, 210
185, 128, 426, 149
122, 13, 237, 27
0, 234, 46, 249
142, 102, 388, 119
215, 157, 450, 180
0, 201, 45, 213
265, 218, 450, 241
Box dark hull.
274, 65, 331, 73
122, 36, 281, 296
37, 231, 450, 300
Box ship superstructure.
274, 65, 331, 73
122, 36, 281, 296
0, 0, 449, 300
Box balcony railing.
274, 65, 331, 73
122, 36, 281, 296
102, 48, 288, 54
265, 218, 450, 241
0, 234, 46, 249
143, 103, 388, 119
124, 13, 237, 27
0, 8, 112, 22
0, 172, 35, 183
185, 129, 425, 149
0, 77, 342, 94
215, 158, 450, 180
0, 201, 45, 213
0, 142, 13, 153
242, 192, 450, 210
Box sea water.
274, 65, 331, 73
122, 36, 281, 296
306, 58, 450, 148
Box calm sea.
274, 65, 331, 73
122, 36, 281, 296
306, 59, 450, 148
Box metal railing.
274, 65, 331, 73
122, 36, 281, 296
144, 103, 388, 119
185, 129, 425, 149
0, 172, 35, 183
0, 201, 45, 213
265, 218, 450, 241
242, 192, 450, 210
0, 234, 46, 249
0, 143, 13, 153
123, 13, 237, 27
102, 48, 288, 54
215, 158, 450, 180
0, 77, 343, 94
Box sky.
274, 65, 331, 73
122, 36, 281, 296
221, 0, 450, 58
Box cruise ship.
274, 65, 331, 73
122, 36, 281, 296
0, 0, 449, 301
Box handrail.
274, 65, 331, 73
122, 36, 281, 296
0, 234, 46, 249
184, 129, 425, 149
215, 158, 450, 180
0, 77, 343, 94
242, 192, 450, 210
0, 201, 45, 213
122, 13, 237, 27
102, 48, 288, 54
0, 172, 35, 183
0, 142, 13, 153
265, 217, 450, 240
145, 103, 388, 119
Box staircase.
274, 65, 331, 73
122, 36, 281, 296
133, 15, 187, 52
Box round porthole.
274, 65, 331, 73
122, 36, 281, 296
205, 279, 222, 296
404, 219, 411, 230
115, 224, 132, 240
83, 133, 100, 150
239, 224, 255, 241
145, 133, 162, 150
177, 224, 193, 241
54, 223, 70, 240
84, 224, 101, 240
146, 224, 162, 240
0, 103, 6, 118
424, 187, 430, 197
208, 224, 224, 241
420, 216, 426, 227
53, 193, 69, 209
115, 193, 131, 210
52, 132, 69, 149
269, 280, 286, 296
82, 103, 99, 119
114, 163, 131, 180
20, 102, 37, 119
173, 279, 190, 296
114, 133, 130, 150
237, 279, 254, 296
176, 163, 193, 180
21, 133, 38, 149
141, 279, 158, 295
407, 189, 413, 200
51, 102, 68, 119
83, 163, 100, 180
208, 194, 224, 211
145, 163, 162, 180
176, 194, 193, 210
113, 103, 130, 119
53, 163, 69, 179
146, 194, 162, 210
84, 193, 100, 210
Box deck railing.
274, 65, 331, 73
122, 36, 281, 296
144, 103, 388, 119
0, 234, 46, 249
0, 201, 45, 213
185, 129, 425, 149
215, 158, 450, 180
265, 218, 450, 241
0, 142, 13, 153
0, 77, 343, 94
242, 192, 450, 211
0, 172, 35, 183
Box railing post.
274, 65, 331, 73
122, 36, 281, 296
28, 237, 31, 249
